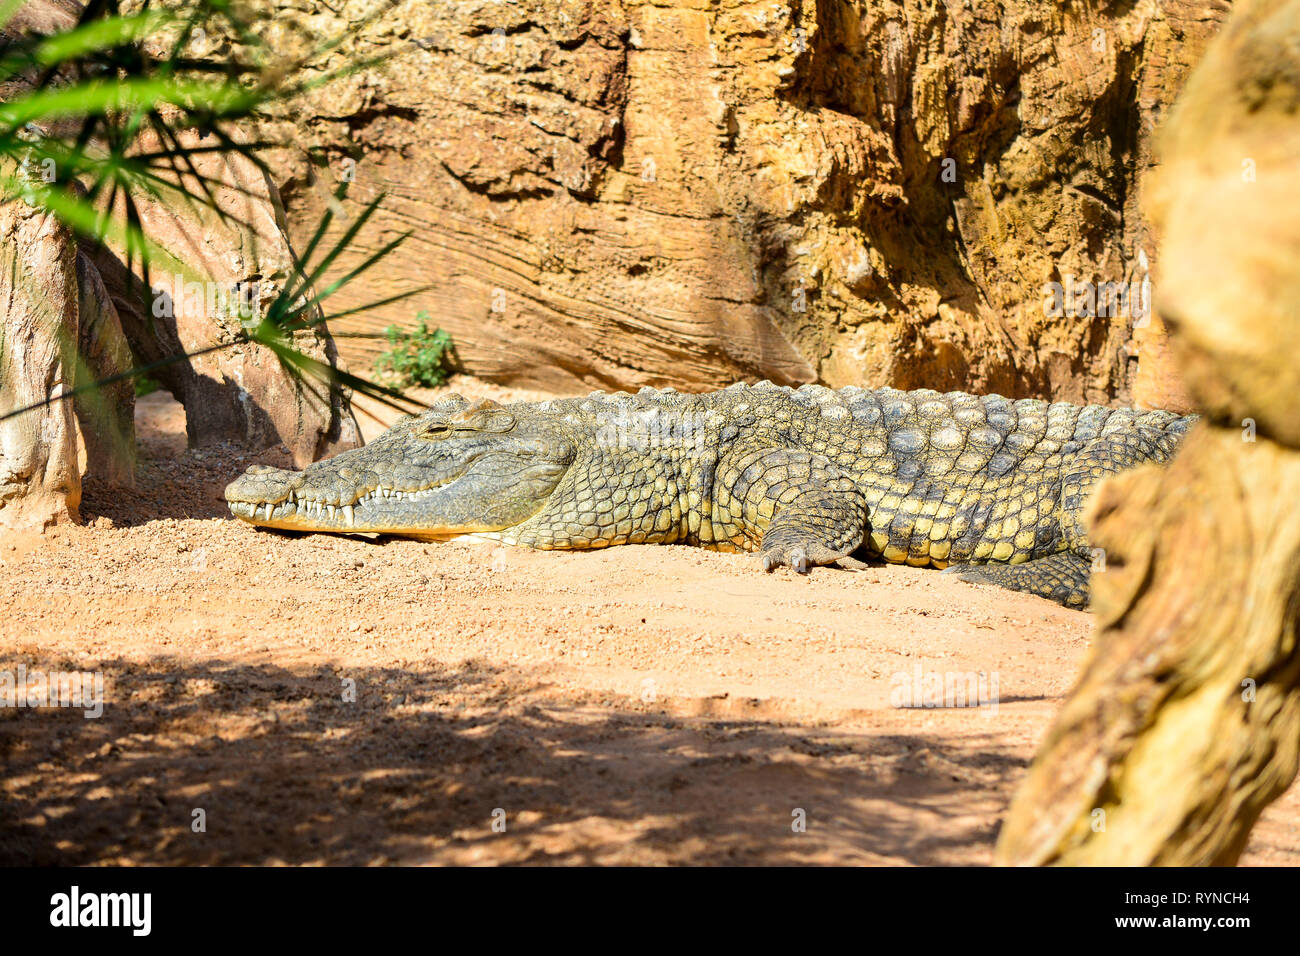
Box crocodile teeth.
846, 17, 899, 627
275, 484, 444, 520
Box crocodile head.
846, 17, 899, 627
224, 396, 575, 539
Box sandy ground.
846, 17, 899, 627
1, 377, 1297, 866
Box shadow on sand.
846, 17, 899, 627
0, 653, 1028, 865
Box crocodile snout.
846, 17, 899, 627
224, 465, 303, 521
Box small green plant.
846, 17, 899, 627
374, 313, 454, 388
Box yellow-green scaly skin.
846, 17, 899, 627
225, 382, 1195, 608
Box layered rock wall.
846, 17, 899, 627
257, 0, 1227, 405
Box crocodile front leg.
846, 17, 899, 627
715, 447, 869, 573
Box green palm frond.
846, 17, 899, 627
0, 0, 434, 429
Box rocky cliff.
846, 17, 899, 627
255, 0, 1226, 406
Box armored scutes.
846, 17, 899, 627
224, 383, 1195, 607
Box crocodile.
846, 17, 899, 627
224, 383, 1195, 608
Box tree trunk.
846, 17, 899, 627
73, 249, 135, 488
996, 429, 1300, 864
0, 196, 81, 532
997, 0, 1300, 866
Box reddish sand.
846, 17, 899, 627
1, 378, 1296, 865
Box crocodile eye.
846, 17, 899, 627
419, 423, 453, 440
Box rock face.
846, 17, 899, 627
256, 0, 1227, 404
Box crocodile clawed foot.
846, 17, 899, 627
762, 546, 812, 574
761, 542, 860, 575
